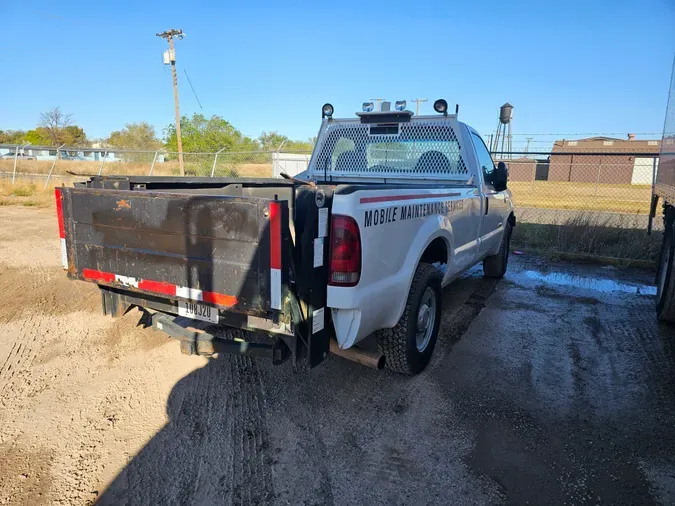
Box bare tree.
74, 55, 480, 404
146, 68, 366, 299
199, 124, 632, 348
39, 107, 74, 145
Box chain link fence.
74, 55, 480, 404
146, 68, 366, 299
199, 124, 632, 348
0, 144, 316, 186
0, 142, 660, 228
493, 150, 659, 229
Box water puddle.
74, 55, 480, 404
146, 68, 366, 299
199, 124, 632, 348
522, 270, 657, 296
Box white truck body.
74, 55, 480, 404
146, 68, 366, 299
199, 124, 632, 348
301, 112, 514, 349
58, 103, 515, 375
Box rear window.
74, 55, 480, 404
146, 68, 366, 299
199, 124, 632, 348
313, 121, 467, 178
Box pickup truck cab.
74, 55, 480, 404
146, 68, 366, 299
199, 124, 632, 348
56, 100, 514, 374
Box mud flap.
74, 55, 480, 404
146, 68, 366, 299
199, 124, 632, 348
294, 187, 333, 367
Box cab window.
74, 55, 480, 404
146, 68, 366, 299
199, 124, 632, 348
471, 132, 495, 186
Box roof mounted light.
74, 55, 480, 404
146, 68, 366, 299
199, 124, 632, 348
394, 100, 407, 111
362, 102, 374, 112
322, 103, 334, 119
434, 99, 448, 115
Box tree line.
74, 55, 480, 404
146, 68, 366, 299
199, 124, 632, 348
0, 107, 315, 153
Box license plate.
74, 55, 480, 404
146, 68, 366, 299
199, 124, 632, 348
177, 301, 219, 323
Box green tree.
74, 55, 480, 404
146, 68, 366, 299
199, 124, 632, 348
258, 131, 314, 152
24, 128, 51, 145
107, 122, 162, 150
164, 114, 258, 153
259, 131, 288, 151
61, 125, 87, 146
0, 130, 28, 144
285, 138, 315, 152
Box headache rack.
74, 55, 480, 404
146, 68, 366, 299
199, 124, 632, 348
306, 114, 469, 182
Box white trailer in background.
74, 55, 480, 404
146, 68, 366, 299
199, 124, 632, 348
653, 58, 675, 321
272, 152, 311, 178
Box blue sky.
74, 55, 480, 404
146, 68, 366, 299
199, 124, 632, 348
2, 0, 674, 148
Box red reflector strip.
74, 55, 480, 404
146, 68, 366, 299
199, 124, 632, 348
202, 291, 237, 307
54, 188, 65, 239
269, 201, 282, 310
137, 279, 176, 297
81, 268, 238, 307
269, 201, 281, 270
359, 192, 461, 204
82, 268, 115, 283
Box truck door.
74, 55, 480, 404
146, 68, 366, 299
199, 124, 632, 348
470, 132, 509, 256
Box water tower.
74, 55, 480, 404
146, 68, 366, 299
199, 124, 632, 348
490, 103, 513, 158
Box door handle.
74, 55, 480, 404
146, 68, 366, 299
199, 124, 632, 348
485, 197, 489, 215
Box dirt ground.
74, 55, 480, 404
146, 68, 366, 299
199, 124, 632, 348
1, 207, 675, 505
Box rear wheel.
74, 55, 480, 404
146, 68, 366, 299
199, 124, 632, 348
376, 263, 442, 375
483, 221, 512, 278
657, 207, 675, 322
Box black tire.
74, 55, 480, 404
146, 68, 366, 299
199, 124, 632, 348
657, 207, 675, 322
483, 221, 512, 278
376, 263, 442, 375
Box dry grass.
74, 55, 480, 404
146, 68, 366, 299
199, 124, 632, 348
0, 159, 273, 179
509, 181, 652, 214
0, 179, 59, 208
0, 160, 274, 209
512, 213, 661, 265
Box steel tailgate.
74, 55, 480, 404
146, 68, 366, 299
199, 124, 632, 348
59, 187, 288, 316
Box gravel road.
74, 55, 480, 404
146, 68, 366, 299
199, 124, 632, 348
1, 207, 674, 505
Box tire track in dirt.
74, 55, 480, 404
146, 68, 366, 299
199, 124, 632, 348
227, 355, 274, 505
0, 312, 43, 404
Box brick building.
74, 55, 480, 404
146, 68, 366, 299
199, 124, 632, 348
548, 135, 660, 185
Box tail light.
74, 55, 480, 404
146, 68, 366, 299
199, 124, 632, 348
329, 215, 361, 286
55, 188, 68, 269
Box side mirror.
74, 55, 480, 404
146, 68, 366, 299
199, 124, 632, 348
493, 161, 508, 191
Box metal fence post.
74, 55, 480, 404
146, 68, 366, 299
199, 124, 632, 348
531, 160, 536, 192
594, 158, 603, 197
12, 142, 30, 184
44, 143, 66, 188
97, 150, 108, 176
11, 146, 19, 184
149, 151, 159, 175
211, 147, 227, 177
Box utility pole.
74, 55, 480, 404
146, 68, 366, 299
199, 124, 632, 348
370, 98, 387, 111
157, 28, 185, 176
525, 137, 533, 154
410, 98, 428, 115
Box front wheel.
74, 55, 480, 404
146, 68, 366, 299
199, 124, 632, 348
376, 263, 442, 375
483, 221, 512, 278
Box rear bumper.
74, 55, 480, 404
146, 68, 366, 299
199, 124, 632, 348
151, 313, 291, 364
99, 285, 293, 337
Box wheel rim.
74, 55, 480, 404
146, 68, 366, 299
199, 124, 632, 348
658, 233, 671, 300
416, 287, 437, 352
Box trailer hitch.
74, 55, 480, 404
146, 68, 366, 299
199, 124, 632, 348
152, 312, 291, 365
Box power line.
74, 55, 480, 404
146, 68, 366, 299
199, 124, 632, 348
183, 69, 203, 110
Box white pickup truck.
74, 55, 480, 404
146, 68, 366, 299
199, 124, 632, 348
56, 99, 514, 375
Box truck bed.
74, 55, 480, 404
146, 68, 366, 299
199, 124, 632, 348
57, 175, 332, 367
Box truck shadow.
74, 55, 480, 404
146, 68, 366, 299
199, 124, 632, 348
94, 183, 496, 504
95, 271, 496, 505
97, 189, 277, 504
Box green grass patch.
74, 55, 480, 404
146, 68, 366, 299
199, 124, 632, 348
9, 184, 36, 197
512, 214, 661, 266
